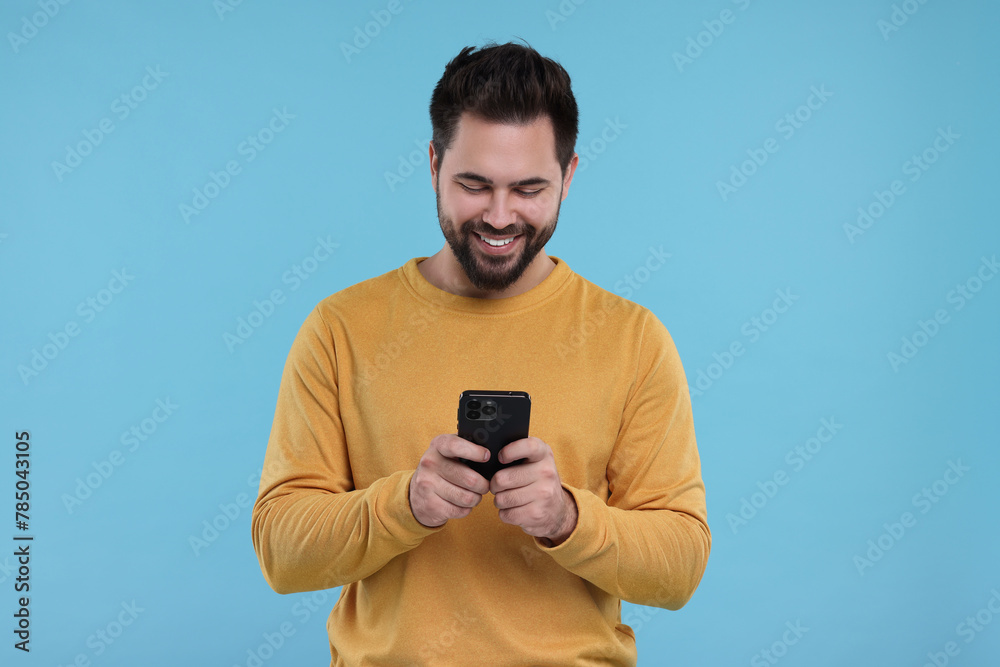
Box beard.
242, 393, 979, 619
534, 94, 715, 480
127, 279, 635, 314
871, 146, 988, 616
435, 185, 561, 293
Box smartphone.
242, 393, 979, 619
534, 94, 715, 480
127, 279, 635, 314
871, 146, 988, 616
456, 390, 531, 481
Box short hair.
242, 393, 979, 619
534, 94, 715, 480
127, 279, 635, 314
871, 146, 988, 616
429, 39, 579, 177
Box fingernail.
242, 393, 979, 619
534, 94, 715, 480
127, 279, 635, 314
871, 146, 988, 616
482, 450, 489, 461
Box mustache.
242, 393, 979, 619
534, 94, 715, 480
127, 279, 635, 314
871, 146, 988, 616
464, 222, 530, 237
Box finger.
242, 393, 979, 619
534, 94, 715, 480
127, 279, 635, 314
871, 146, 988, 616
497, 504, 546, 534
497, 437, 546, 465
438, 458, 490, 495
493, 486, 529, 511
436, 434, 491, 464
496, 475, 555, 509
490, 459, 543, 493
434, 477, 483, 509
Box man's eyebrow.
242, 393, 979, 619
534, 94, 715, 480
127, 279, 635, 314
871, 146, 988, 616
453, 172, 551, 187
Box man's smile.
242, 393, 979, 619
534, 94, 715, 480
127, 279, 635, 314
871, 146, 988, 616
474, 232, 522, 254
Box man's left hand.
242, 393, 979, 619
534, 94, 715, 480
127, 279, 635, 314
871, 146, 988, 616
490, 437, 577, 547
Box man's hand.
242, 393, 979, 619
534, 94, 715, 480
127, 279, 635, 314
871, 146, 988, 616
490, 437, 578, 546
409, 434, 491, 528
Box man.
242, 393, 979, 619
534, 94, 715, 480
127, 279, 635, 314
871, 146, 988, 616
252, 41, 710, 666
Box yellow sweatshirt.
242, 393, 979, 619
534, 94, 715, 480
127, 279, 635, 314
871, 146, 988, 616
252, 255, 710, 666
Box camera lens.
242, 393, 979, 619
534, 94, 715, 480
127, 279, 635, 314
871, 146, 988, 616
467, 410, 480, 420
467, 400, 481, 410
482, 404, 496, 416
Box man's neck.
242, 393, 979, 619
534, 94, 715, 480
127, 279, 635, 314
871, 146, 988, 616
417, 249, 556, 299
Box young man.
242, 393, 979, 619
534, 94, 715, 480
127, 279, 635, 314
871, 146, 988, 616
252, 41, 710, 666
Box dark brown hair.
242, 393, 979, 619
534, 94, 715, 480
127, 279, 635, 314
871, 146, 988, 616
429, 39, 579, 177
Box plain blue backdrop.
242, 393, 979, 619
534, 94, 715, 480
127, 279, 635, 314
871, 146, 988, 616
2, 1, 998, 665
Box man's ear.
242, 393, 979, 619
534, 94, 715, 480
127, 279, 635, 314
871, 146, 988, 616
560, 152, 580, 202
429, 141, 439, 193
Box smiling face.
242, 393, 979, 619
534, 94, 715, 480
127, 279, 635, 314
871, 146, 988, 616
429, 112, 577, 296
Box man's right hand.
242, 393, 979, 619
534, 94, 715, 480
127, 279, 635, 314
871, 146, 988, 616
409, 434, 491, 528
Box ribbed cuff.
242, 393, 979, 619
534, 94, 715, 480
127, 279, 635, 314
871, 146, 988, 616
532, 483, 607, 560
377, 469, 447, 545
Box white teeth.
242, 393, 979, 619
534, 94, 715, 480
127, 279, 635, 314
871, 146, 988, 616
479, 234, 514, 247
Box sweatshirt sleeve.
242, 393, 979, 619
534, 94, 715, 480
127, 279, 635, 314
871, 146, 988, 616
534, 310, 711, 610
251, 305, 444, 595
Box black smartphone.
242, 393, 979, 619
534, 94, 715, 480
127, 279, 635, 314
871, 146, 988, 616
456, 390, 531, 481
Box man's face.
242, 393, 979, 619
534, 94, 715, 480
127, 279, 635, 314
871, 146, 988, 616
431, 112, 576, 292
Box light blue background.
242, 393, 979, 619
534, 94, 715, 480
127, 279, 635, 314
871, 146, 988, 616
2, 1, 998, 665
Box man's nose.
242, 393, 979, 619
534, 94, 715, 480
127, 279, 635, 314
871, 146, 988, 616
482, 192, 516, 229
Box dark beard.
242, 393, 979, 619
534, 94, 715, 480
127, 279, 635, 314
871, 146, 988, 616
435, 187, 560, 292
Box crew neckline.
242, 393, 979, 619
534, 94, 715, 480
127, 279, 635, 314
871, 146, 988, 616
399, 255, 573, 315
